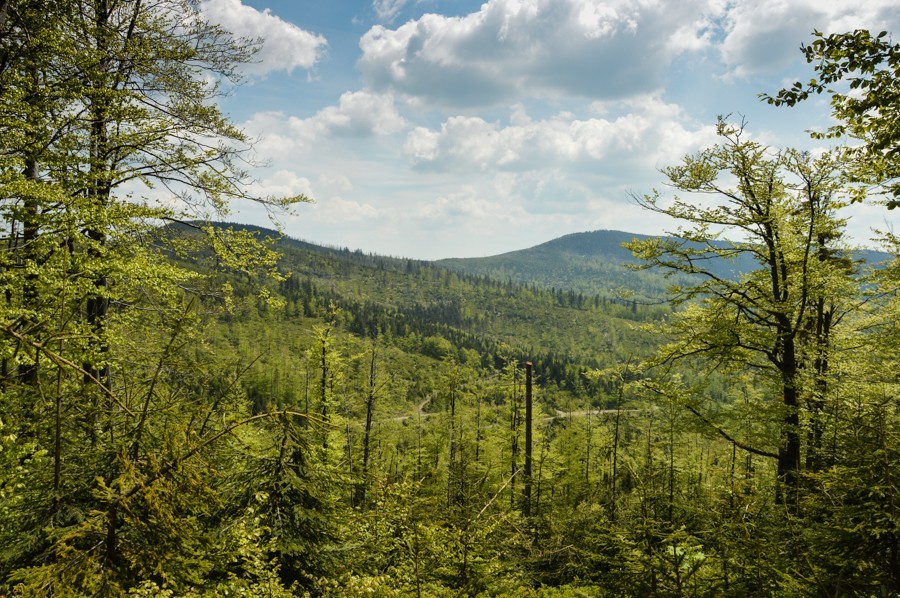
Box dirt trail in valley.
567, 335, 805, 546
387, 395, 433, 422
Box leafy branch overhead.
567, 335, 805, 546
762, 29, 900, 207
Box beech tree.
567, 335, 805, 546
0, 0, 307, 592
628, 119, 856, 504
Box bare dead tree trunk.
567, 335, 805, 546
320, 334, 328, 452
356, 345, 377, 508
523, 361, 533, 517
475, 387, 482, 463
610, 367, 625, 519
585, 409, 592, 492
447, 372, 460, 507
509, 363, 520, 509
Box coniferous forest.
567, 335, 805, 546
1, 2, 899, 596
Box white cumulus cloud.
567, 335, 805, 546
311, 196, 380, 224
413, 186, 524, 225
248, 170, 314, 199
358, 0, 723, 107
403, 97, 717, 173
305, 90, 408, 137
718, 0, 900, 78
243, 91, 407, 160
199, 0, 327, 76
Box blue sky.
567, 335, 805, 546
191, 0, 898, 259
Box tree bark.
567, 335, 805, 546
18, 157, 40, 385
523, 361, 533, 517
777, 341, 802, 507
356, 346, 377, 508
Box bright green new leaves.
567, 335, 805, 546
0, 0, 310, 593
628, 119, 857, 499
763, 29, 900, 207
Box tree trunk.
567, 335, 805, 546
356, 346, 377, 508
523, 361, 533, 517
611, 377, 623, 518
320, 334, 328, 451
807, 295, 833, 471
84, 0, 113, 446
18, 157, 40, 385
509, 363, 520, 509
0, 0, 9, 32
777, 359, 802, 507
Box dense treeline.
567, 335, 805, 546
199, 222, 661, 401
225, 222, 658, 320
437, 229, 690, 301
274, 265, 633, 397
183, 200, 899, 595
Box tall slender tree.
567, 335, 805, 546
628, 119, 856, 505
0, 0, 308, 592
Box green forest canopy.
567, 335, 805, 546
1, 3, 899, 594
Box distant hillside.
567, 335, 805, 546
437, 230, 700, 300
168, 222, 669, 398
437, 229, 891, 300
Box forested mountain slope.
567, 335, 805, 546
199, 223, 664, 402
438, 229, 890, 299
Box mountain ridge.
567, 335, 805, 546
201, 222, 892, 300
437, 228, 892, 299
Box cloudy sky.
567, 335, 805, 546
198, 0, 899, 259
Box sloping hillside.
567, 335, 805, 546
437, 229, 889, 299
438, 230, 717, 299
180, 223, 665, 399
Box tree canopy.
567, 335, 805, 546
627, 119, 856, 503
0, 0, 307, 593
763, 29, 900, 207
